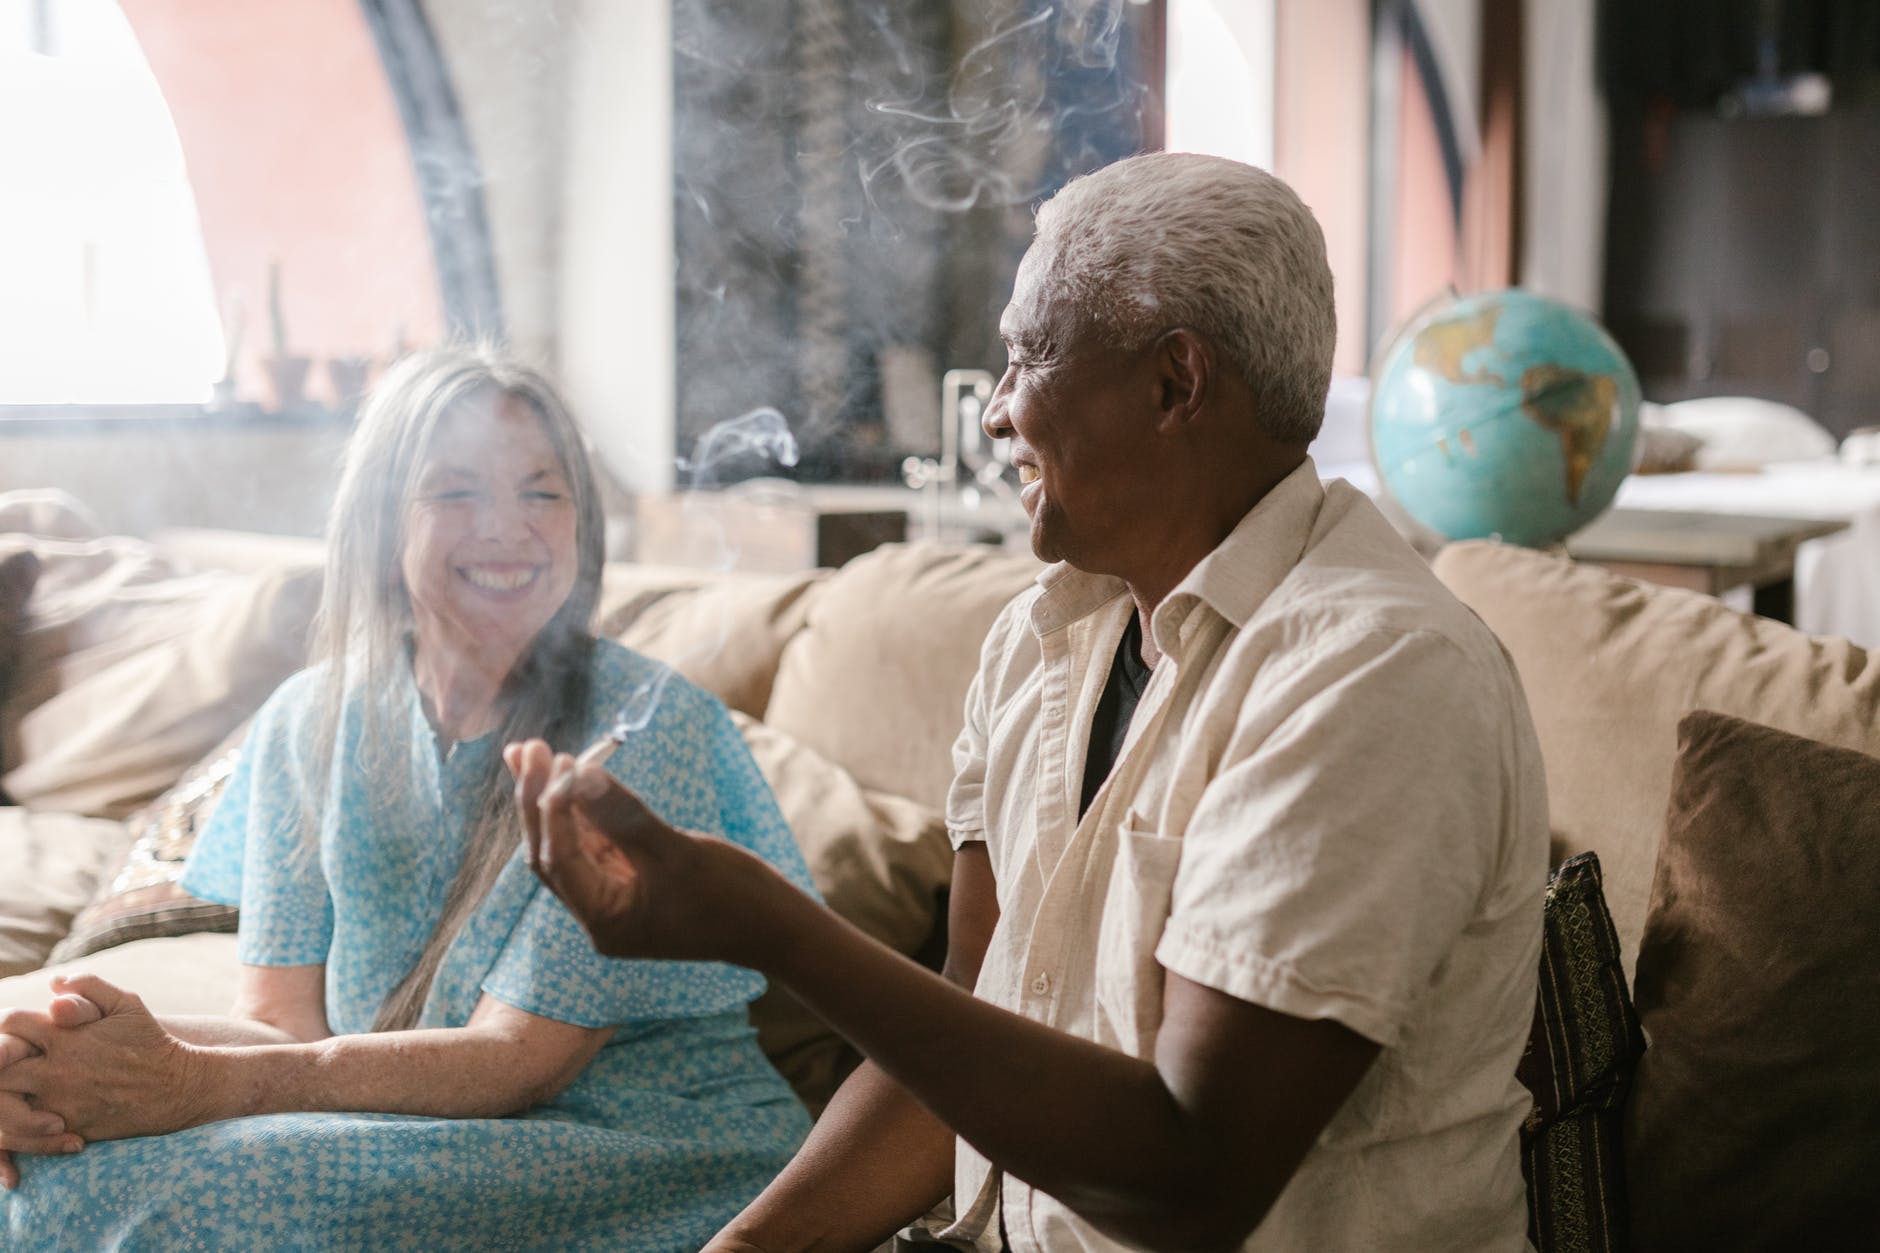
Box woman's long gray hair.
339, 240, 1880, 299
306, 343, 605, 1033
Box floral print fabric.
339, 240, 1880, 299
4, 640, 814, 1251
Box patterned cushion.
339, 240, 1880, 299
46, 731, 243, 963
1517, 851, 1644, 1253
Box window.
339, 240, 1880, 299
1165, 0, 1275, 172
0, 0, 223, 403
1, 0, 464, 416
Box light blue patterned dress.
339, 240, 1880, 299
3, 639, 815, 1252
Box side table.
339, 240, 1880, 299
1562, 509, 1850, 623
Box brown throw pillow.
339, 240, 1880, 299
1517, 852, 1644, 1253
1625, 711, 1880, 1252
46, 728, 244, 963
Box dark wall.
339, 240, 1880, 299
670, 0, 1157, 483
1601, 0, 1880, 440
1604, 102, 1880, 439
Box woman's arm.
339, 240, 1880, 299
148, 963, 332, 1047
0, 964, 315, 1185
0, 975, 613, 1144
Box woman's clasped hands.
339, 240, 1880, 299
0, 975, 211, 1188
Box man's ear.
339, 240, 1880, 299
1153, 328, 1210, 434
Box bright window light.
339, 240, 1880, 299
1165, 0, 1275, 172
0, 0, 223, 404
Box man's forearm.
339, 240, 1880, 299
756, 888, 1225, 1241
718, 1060, 956, 1252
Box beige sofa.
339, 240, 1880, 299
0, 501, 1044, 1114
4, 499, 1875, 1246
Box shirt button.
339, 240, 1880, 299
1031, 972, 1051, 995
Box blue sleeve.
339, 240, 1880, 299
180, 674, 334, 967
483, 656, 817, 1026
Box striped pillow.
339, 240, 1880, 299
1516, 852, 1644, 1253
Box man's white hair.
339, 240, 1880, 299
1033, 152, 1336, 444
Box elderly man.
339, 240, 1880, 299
510, 152, 1547, 1252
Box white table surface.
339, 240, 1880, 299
1319, 457, 1880, 650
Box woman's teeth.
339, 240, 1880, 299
464, 568, 535, 591
1017, 465, 1041, 484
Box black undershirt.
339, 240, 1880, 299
1078, 612, 1154, 819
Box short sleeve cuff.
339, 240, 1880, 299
479, 961, 765, 1029
177, 861, 238, 908
1156, 915, 1405, 1047
947, 825, 985, 851
234, 935, 331, 967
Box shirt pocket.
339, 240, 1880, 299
1094, 814, 1184, 1056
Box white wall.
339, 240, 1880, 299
1520, 0, 1606, 313
427, 0, 674, 495
422, 0, 577, 364
555, 0, 675, 495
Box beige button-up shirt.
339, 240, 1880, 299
938, 461, 1546, 1251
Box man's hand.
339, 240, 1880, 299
505, 740, 805, 968
0, 975, 215, 1147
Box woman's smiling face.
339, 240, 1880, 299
400, 392, 579, 668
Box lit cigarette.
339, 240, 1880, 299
575, 734, 620, 770
546, 733, 622, 799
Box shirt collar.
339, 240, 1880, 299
1028, 456, 1327, 642
1165, 455, 1325, 632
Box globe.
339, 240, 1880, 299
1368, 288, 1641, 548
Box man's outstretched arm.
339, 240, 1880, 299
516, 746, 1379, 1253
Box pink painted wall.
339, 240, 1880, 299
1274, 0, 1370, 373
119, 0, 444, 408
1390, 45, 1461, 334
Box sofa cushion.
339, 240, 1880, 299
734, 711, 950, 957
4, 559, 320, 819
0, 808, 130, 978
47, 729, 243, 964
0, 930, 241, 1018
1625, 712, 1880, 1252
598, 566, 827, 719
1, 494, 323, 818
764, 543, 1041, 811
1431, 540, 1880, 974
1518, 852, 1643, 1253
733, 710, 953, 1114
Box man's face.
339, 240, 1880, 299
984, 247, 1161, 569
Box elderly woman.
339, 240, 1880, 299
0, 346, 814, 1249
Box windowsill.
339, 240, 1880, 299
0, 403, 356, 433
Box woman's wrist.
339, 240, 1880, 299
176, 1043, 244, 1129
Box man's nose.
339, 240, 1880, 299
982, 366, 1017, 441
